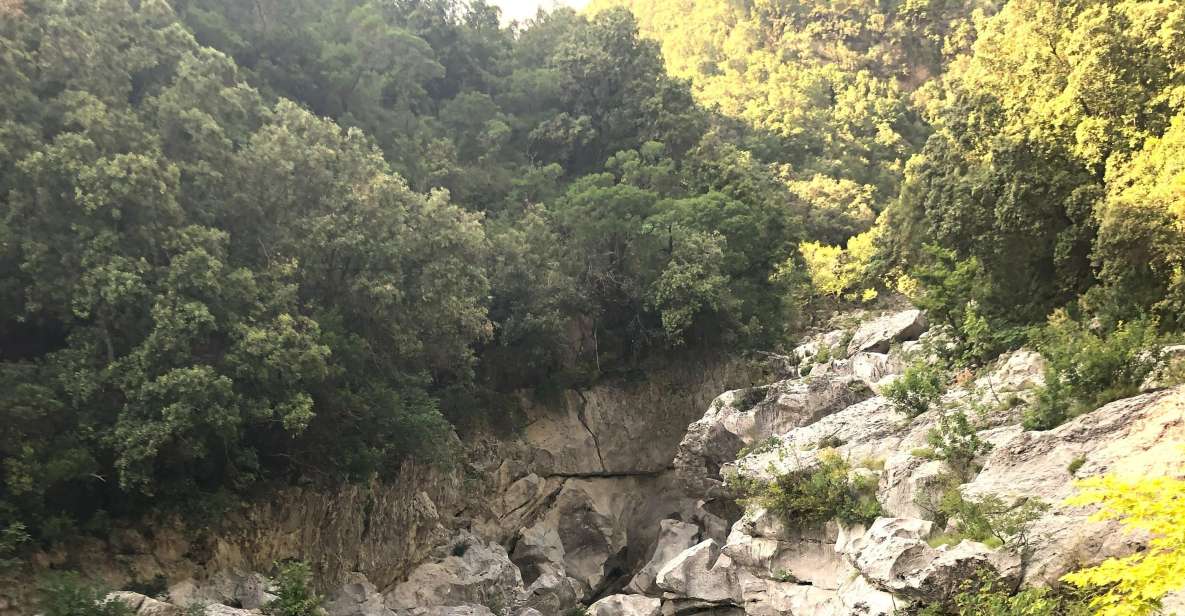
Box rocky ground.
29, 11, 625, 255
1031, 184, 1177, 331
10, 309, 1185, 616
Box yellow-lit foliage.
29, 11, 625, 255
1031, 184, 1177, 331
1061, 475, 1185, 616
798, 227, 880, 301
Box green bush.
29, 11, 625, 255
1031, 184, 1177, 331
38, 573, 134, 616
909, 570, 1095, 615
925, 410, 991, 481
261, 561, 323, 616
1024, 312, 1166, 430
0, 522, 29, 572
884, 361, 947, 418
931, 490, 1049, 549
1067, 455, 1086, 476
737, 436, 781, 458
752, 452, 883, 527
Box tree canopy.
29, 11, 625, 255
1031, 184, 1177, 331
1, 0, 1183, 568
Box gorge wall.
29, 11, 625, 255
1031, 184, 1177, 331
7, 310, 1185, 616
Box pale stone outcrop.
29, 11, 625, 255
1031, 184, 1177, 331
847, 310, 927, 355
878, 458, 950, 520
627, 520, 701, 595
655, 540, 740, 604
1141, 344, 1185, 391
386, 533, 524, 611
721, 513, 846, 591
962, 386, 1185, 585
325, 573, 395, 616
521, 359, 747, 475
404, 606, 494, 616
675, 374, 873, 495
791, 329, 850, 365
521, 572, 583, 615
105, 593, 182, 616
587, 594, 662, 616
200, 606, 259, 616
840, 518, 1012, 602
510, 476, 686, 595
730, 396, 905, 484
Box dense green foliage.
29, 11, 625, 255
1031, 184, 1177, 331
883, 360, 947, 418
912, 571, 1094, 616
1025, 312, 1166, 429
261, 561, 323, 616
1, 0, 1183, 567
0, 0, 824, 543
748, 452, 883, 527
590, 0, 990, 218
922, 409, 991, 479
38, 572, 133, 616
886, 0, 1185, 334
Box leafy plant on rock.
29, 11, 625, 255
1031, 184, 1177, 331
261, 561, 323, 616
755, 451, 884, 528
884, 360, 947, 418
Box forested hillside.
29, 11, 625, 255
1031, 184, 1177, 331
1, 0, 1184, 601
0, 0, 837, 545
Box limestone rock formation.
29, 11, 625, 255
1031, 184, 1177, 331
655, 540, 739, 604
386, 533, 524, 611
673, 373, 874, 495
588, 593, 662, 616
839, 517, 1014, 602
106, 593, 183, 616
847, 310, 927, 355
963, 385, 1185, 585
626, 520, 700, 596
53, 310, 1185, 616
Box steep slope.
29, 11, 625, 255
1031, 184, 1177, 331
46, 307, 1185, 616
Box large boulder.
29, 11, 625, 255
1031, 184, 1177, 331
655, 540, 740, 604
962, 386, 1185, 584
878, 457, 951, 520
386, 533, 524, 611
587, 594, 661, 616
325, 573, 395, 616
201, 606, 260, 616
674, 374, 873, 495
846, 310, 927, 355
721, 512, 847, 591
521, 572, 583, 615
730, 396, 905, 484
792, 329, 851, 366
626, 520, 700, 595
840, 518, 1013, 603
105, 593, 182, 616
847, 352, 902, 392
402, 606, 495, 616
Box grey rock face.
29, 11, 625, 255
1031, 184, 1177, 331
587, 594, 662, 616
387, 532, 524, 611
840, 517, 1011, 602
627, 520, 701, 596
326, 573, 396, 616
674, 373, 873, 495
655, 540, 740, 604
846, 310, 927, 355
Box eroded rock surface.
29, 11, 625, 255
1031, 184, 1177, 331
57, 310, 1185, 616
847, 310, 927, 355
